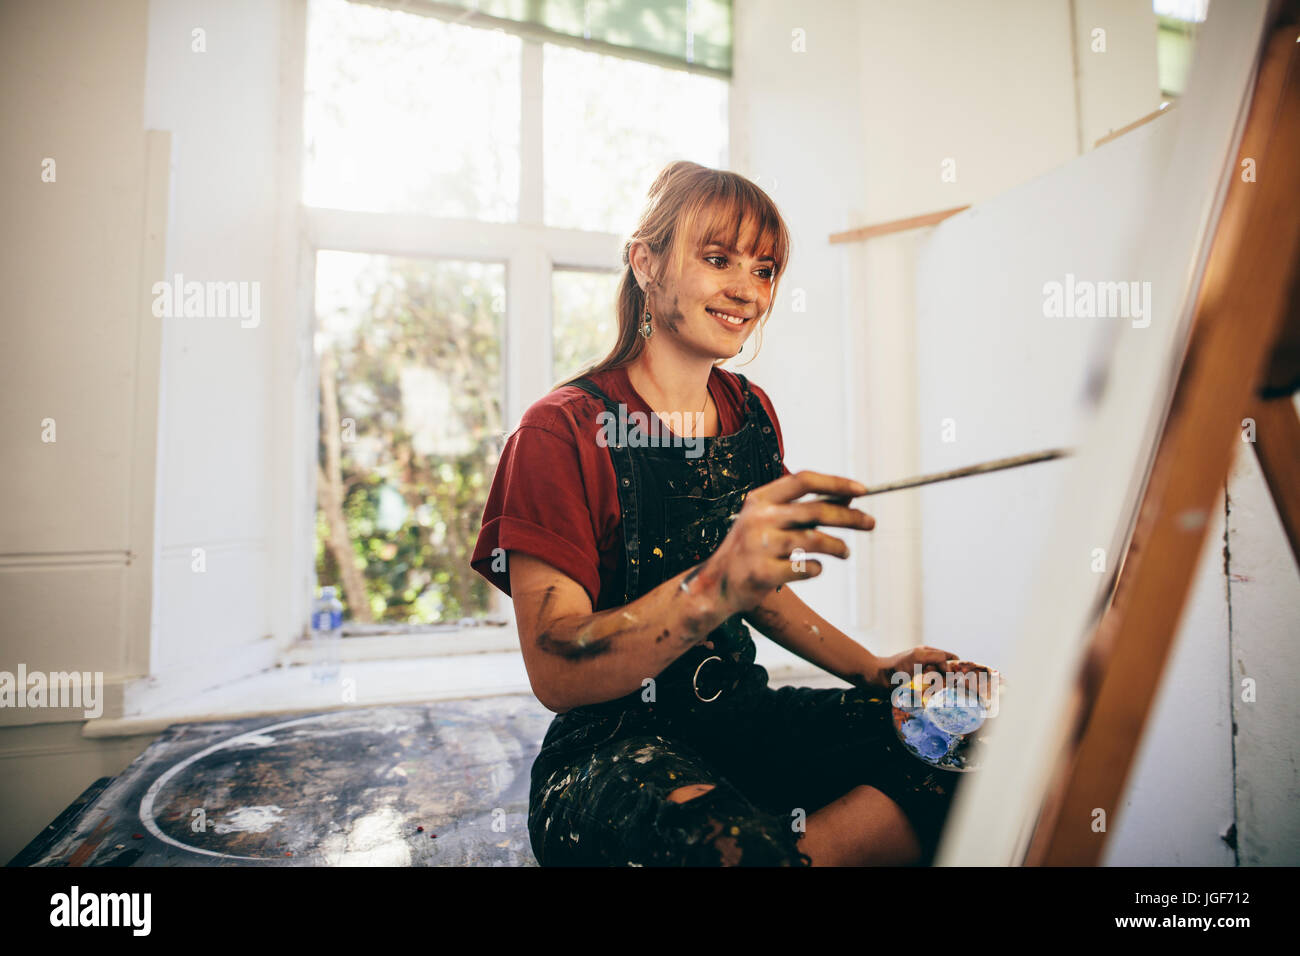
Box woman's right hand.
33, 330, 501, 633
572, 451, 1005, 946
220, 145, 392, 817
702, 470, 876, 615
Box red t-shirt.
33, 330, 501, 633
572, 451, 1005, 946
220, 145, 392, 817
470, 365, 788, 608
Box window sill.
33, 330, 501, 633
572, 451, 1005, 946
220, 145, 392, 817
83, 652, 838, 741
280, 620, 521, 665
84, 650, 535, 740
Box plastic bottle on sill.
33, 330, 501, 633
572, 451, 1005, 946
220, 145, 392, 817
310, 586, 343, 685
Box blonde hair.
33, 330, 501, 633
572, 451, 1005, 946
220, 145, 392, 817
556, 161, 791, 389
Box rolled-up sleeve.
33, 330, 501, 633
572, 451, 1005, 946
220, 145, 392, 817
471, 411, 606, 606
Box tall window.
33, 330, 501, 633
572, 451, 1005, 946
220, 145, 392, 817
1153, 0, 1208, 101
552, 269, 622, 384
304, 0, 728, 634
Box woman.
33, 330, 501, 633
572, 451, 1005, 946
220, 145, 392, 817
471, 161, 969, 866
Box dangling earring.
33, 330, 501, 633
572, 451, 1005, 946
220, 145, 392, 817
640, 308, 653, 339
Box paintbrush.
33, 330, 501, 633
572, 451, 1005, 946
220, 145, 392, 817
809, 447, 1074, 508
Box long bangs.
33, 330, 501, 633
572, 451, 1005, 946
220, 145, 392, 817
672, 182, 789, 281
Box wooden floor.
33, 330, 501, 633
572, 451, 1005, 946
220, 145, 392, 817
12, 671, 846, 867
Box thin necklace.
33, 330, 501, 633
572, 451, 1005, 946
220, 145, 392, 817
697, 387, 714, 437
647, 380, 711, 434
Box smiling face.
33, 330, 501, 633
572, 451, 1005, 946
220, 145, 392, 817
640, 204, 781, 362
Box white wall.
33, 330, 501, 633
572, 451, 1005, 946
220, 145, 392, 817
1075, 0, 1164, 147
729, 0, 868, 643
736, 0, 1159, 659
0, 0, 300, 866
3, 0, 305, 720
0, 0, 164, 866
1224, 427, 1300, 865
0, 0, 157, 710
142, 0, 299, 698
858, 0, 1078, 655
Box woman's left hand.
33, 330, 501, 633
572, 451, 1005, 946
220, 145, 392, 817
869, 646, 961, 690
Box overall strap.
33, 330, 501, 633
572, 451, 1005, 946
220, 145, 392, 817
731, 372, 784, 481
732, 371, 762, 415
565, 376, 616, 406
565, 376, 644, 601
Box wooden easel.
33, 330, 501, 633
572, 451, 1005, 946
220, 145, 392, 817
1023, 7, 1300, 866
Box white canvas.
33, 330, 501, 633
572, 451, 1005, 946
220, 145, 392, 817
920, 0, 1274, 865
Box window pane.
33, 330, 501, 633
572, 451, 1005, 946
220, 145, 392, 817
304, 0, 520, 220
434, 0, 734, 72
553, 269, 621, 383
1152, 0, 1207, 20
315, 251, 504, 626
543, 44, 728, 233
1156, 18, 1199, 99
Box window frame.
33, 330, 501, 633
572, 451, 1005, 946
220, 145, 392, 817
290, 3, 661, 659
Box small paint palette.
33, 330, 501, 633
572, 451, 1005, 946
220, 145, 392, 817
890, 664, 1004, 773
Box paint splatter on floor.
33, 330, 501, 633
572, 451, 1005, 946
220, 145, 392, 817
15, 697, 552, 867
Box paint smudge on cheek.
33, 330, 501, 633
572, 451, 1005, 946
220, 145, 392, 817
660, 293, 682, 333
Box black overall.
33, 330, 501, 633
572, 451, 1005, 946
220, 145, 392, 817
526, 373, 962, 866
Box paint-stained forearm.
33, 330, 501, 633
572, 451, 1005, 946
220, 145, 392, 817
743, 585, 883, 689
515, 471, 878, 712
523, 558, 735, 712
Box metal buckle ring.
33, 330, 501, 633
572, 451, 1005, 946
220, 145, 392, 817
692, 655, 724, 703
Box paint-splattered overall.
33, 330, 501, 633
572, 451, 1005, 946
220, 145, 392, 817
527, 374, 962, 866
